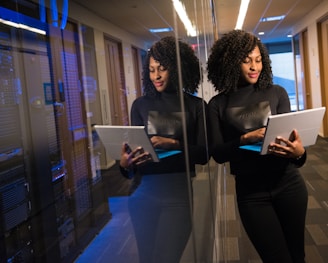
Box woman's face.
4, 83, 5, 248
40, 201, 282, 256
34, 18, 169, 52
240, 45, 263, 85
149, 56, 170, 92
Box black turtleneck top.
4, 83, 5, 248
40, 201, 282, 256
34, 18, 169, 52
131, 91, 208, 174
208, 84, 306, 181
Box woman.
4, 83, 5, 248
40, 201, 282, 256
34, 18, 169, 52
120, 36, 209, 263
207, 30, 308, 263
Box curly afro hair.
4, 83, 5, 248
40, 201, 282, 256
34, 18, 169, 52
142, 36, 201, 97
207, 29, 273, 94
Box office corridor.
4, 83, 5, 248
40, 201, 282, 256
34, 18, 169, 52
75, 136, 328, 263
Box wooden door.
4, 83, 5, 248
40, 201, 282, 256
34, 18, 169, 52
318, 18, 328, 136
131, 46, 143, 98
104, 38, 128, 125
293, 31, 311, 111
300, 30, 312, 109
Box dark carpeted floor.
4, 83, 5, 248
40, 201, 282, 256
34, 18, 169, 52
76, 136, 328, 263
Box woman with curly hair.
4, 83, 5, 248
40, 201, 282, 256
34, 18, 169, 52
207, 30, 308, 263
119, 36, 208, 263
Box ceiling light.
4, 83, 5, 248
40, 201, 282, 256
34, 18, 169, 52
172, 0, 197, 37
260, 15, 285, 22
149, 28, 173, 33
258, 32, 265, 35
235, 0, 250, 29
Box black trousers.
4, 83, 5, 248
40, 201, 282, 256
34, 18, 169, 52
236, 171, 308, 263
128, 172, 192, 263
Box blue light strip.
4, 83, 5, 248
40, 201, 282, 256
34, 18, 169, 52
50, 0, 58, 27
39, 0, 46, 23
61, 0, 68, 29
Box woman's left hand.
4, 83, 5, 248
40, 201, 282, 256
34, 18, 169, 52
268, 129, 305, 159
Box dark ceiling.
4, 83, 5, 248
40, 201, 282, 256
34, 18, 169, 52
72, 0, 324, 44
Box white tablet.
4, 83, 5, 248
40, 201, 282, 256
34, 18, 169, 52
239, 107, 326, 155
94, 125, 181, 162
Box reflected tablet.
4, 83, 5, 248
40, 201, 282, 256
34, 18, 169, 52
239, 107, 326, 155
94, 125, 181, 162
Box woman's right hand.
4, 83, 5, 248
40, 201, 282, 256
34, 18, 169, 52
240, 127, 266, 145
150, 136, 180, 150
119, 143, 152, 169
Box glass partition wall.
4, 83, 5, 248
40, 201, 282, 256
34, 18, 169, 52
0, 1, 233, 262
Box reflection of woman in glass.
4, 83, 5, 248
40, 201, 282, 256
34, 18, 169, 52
120, 36, 209, 263
207, 29, 308, 263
